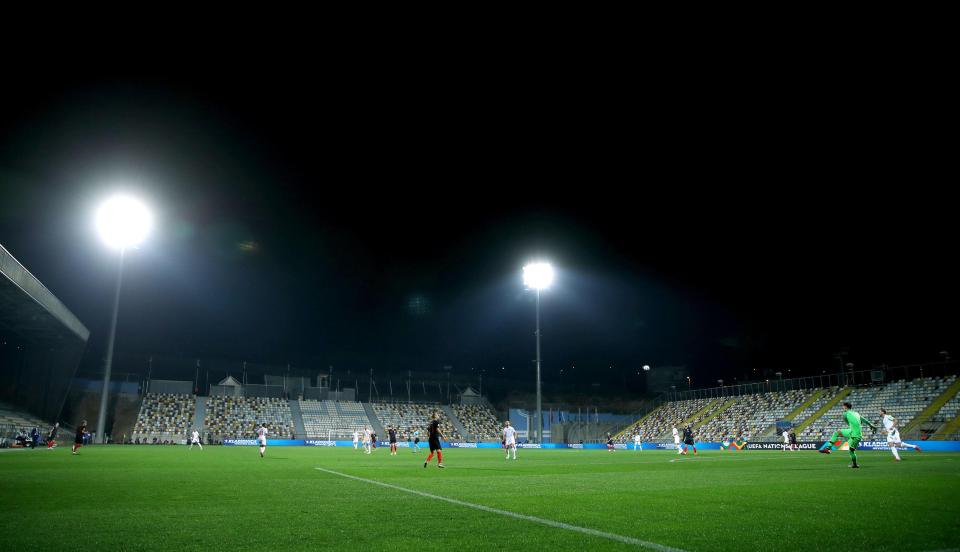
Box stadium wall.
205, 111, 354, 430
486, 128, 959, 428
217, 440, 960, 451
60, 381, 141, 441
0, 342, 86, 423
148, 380, 192, 395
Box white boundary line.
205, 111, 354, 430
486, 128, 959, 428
664, 452, 939, 464
667, 455, 813, 463
315, 467, 686, 551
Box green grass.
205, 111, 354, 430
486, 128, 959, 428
1, 445, 959, 551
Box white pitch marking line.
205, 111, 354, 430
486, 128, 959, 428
667, 454, 852, 463
315, 467, 686, 552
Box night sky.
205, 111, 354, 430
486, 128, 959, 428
1, 66, 956, 393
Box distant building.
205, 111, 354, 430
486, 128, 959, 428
459, 387, 481, 405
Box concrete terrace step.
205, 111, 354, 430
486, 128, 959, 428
289, 400, 306, 438
192, 396, 206, 432
911, 378, 960, 438
682, 399, 720, 426
794, 388, 851, 434
614, 404, 664, 440
932, 402, 960, 440
763, 389, 827, 437
362, 402, 385, 436
786, 389, 826, 421
691, 398, 736, 432
647, 399, 721, 440
441, 405, 468, 440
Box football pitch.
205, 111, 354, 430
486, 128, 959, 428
1, 446, 958, 551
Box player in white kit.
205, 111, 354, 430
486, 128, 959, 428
352, 431, 360, 450
672, 426, 682, 454
189, 430, 202, 450
633, 433, 642, 451
257, 424, 268, 458
880, 408, 921, 460
503, 421, 518, 460
782, 430, 790, 451
362, 426, 372, 455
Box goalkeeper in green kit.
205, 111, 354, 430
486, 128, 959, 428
818, 402, 877, 468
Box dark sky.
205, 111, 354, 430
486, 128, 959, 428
0, 62, 956, 392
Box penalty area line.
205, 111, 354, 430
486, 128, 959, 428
314, 467, 685, 551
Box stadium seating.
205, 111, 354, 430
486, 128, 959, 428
0, 402, 51, 430
132, 393, 195, 443
299, 400, 372, 439
697, 390, 813, 442
617, 376, 959, 444
372, 402, 461, 441
687, 400, 728, 430
0, 401, 57, 445
618, 398, 712, 442
452, 404, 500, 441
799, 376, 956, 441
204, 396, 295, 440
934, 390, 960, 422
790, 386, 845, 429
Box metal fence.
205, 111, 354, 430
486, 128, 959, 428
661, 362, 958, 403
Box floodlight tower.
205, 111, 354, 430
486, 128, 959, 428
523, 261, 554, 444
95, 195, 152, 443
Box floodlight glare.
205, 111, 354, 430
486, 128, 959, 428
522, 262, 554, 290
93, 194, 153, 444
96, 195, 152, 250
522, 260, 554, 444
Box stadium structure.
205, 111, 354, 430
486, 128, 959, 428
2, 239, 958, 451
2, 236, 958, 450
0, 244, 88, 441
88, 363, 960, 450
2, 241, 960, 551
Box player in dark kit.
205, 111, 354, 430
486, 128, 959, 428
388, 427, 398, 456
424, 415, 445, 468
681, 426, 697, 455
47, 422, 59, 449
72, 421, 87, 455
606, 432, 615, 452
789, 430, 798, 451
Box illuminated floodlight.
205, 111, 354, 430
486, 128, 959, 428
92, 193, 153, 444
522, 262, 554, 290
643, 365, 651, 371
522, 260, 555, 444
96, 195, 152, 250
